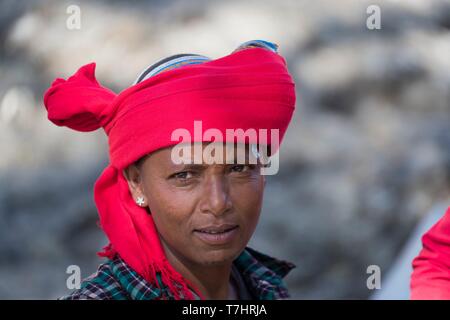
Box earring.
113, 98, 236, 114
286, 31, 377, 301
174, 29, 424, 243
251, 144, 261, 159
136, 196, 145, 206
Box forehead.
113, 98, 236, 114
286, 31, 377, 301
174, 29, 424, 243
146, 142, 260, 166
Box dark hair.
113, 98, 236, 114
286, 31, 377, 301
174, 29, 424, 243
134, 154, 150, 169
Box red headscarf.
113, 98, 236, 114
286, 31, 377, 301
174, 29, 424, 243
43, 43, 296, 299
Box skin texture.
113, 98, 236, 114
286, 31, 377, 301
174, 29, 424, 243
123, 143, 266, 299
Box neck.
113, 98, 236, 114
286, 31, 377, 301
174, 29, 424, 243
161, 240, 233, 300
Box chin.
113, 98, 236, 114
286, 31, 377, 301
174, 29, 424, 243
196, 245, 242, 266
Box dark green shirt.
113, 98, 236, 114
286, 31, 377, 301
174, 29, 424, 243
60, 247, 295, 300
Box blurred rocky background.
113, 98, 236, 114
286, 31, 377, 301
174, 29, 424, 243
0, 0, 449, 299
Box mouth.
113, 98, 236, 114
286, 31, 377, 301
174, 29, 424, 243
193, 224, 239, 245
195, 224, 238, 234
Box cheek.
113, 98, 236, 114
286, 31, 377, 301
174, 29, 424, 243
230, 177, 265, 238
143, 182, 197, 245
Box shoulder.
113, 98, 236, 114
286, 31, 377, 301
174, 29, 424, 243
59, 260, 130, 300
238, 247, 296, 278
234, 247, 296, 300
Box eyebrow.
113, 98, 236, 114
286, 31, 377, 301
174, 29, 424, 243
177, 164, 208, 170
171, 160, 257, 172
167, 145, 258, 169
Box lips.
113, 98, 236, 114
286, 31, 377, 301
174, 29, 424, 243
193, 224, 239, 245
194, 224, 238, 234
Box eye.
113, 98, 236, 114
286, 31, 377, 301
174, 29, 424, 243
230, 164, 255, 173
172, 171, 193, 180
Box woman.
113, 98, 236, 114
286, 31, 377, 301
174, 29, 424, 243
43, 39, 297, 300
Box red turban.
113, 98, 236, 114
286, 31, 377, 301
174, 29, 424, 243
43, 42, 296, 299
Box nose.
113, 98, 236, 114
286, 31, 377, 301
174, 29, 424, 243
199, 175, 232, 217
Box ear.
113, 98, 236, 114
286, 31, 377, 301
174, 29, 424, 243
123, 165, 147, 206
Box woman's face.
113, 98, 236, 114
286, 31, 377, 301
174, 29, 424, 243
124, 143, 265, 268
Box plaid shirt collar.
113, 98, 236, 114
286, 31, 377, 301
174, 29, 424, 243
62, 247, 295, 300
